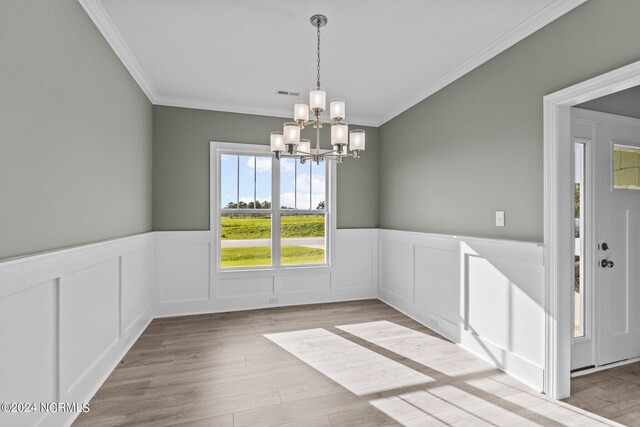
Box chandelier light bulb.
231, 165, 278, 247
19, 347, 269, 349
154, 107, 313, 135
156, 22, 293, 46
310, 87, 326, 112
349, 129, 365, 151
283, 122, 300, 146
298, 139, 311, 154
331, 122, 348, 146
270, 131, 285, 152
330, 99, 345, 121
294, 102, 309, 122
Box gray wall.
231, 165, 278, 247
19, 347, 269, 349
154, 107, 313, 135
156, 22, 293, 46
379, 0, 640, 242
152, 105, 379, 230
0, 0, 153, 260
577, 85, 640, 119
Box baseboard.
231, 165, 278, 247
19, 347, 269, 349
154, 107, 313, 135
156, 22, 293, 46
155, 292, 378, 318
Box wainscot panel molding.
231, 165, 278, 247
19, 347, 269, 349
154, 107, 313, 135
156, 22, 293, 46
377, 229, 545, 392
1, 226, 549, 427
154, 229, 379, 317
0, 234, 154, 427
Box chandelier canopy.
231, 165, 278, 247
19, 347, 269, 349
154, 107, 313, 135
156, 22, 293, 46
270, 14, 365, 164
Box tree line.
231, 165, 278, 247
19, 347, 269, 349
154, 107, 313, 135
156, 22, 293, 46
225, 200, 325, 210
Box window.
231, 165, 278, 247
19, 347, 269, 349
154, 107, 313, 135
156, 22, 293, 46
613, 144, 640, 190
574, 142, 585, 337
213, 143, 331, 270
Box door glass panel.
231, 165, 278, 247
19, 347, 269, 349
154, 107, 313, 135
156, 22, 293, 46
574, 143, 585, 337
614, 144, 640, 190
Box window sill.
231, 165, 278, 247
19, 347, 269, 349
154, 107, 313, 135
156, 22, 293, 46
215, 263, 333, 277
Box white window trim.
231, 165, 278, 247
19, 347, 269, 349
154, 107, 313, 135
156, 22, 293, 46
209, 141, 337, 276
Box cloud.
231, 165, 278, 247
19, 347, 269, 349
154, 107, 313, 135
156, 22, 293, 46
311, 175, 325, 191
242, 157, 272, 177
297, 172, 310, 188
280, 191, 325, 210
254, 157, 272, 173
280, 192, 297, 209
281, 159, 296, 174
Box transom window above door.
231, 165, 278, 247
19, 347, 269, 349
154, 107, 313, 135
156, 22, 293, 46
212, 142, 332, 271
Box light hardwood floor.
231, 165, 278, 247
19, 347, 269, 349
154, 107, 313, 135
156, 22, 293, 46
564, 363, 640, 426
75, 300, 619, 426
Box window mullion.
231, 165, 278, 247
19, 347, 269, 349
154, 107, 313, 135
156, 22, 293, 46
272, 156, 281, 267
294, 161, 297, 210
309, 162, 312, 210
236, 155, 240, 210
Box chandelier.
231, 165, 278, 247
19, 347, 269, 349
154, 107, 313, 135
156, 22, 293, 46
270, 14, 365, 164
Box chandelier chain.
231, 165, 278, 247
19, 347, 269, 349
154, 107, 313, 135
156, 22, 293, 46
316, 21, 321, 88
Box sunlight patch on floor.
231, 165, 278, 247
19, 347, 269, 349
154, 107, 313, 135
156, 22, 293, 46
266, 322, 618, 426
264, 328, 433, 396
337, 320, 492, 378
337, 321, 618, 426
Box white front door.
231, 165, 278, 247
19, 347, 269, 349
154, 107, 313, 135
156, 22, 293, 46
596, 123, 640, 366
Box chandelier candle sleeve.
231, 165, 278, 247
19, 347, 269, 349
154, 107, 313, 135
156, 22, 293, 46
270, 131, 285, 152
283, 122, 300, 146
331, 122, 348, 146
298, 139, 311, 154
330, 99, 345, 121
294, 102, 309, 122
349, 129, 365, 151
310, 87, 326, 112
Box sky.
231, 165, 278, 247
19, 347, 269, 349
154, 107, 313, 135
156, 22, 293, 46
221, 154, 325, 209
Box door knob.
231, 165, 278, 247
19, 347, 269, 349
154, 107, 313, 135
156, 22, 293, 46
600, 259, 614, 268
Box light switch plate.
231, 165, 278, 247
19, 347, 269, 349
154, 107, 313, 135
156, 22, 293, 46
495, 211, 505, 227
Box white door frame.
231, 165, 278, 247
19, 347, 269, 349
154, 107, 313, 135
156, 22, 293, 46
544, 59, 640, 399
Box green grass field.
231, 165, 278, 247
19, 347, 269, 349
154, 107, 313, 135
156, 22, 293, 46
220, 215, 325, 267
221, 215, 324, 239
221, 246, 325, 268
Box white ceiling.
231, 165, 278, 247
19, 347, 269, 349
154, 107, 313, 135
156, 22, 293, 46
82, 0, 585, 126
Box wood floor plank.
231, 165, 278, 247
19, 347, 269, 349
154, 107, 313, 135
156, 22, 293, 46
564, 362, 640, 426
74, 300, 621, 426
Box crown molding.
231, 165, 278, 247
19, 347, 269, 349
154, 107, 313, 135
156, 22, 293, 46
78, 0, 378, 126
375, 0, 588, 126
78, 0, 158, 103
154, 95, 380, 127
80, 0, 585, 128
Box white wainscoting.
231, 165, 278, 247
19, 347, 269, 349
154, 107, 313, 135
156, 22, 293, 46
1, 226, 548, 427
377, 229, 545, 391
0, 234, 153, 427
154, 229, 379, 317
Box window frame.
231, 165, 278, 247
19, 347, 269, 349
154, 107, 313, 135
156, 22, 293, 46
210, 141, 336, 274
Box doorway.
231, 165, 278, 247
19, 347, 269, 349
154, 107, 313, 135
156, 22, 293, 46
543, 60, 640, 400
570, 106, 640, 372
